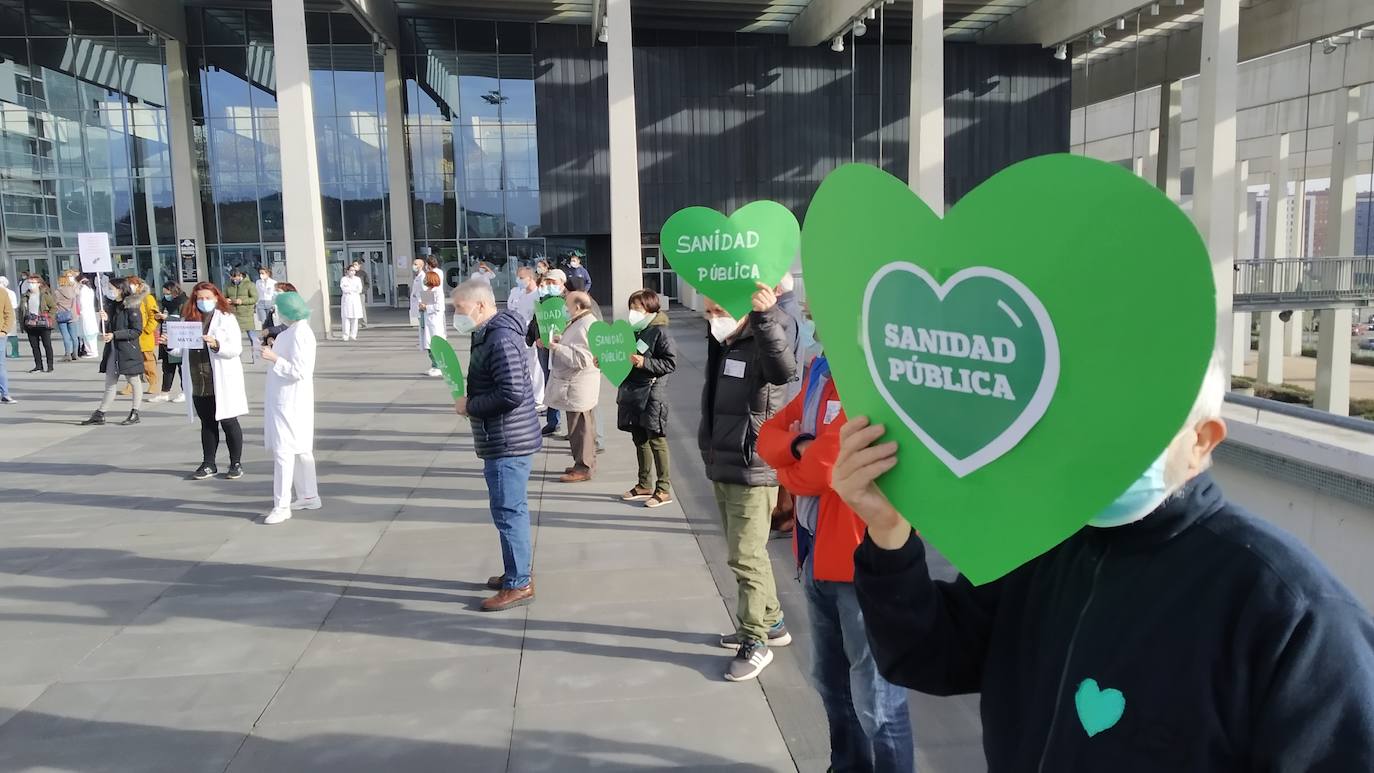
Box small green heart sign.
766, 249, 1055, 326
802, 156, 1215, 584
588, 320, 637, 386
535, 297, 569, 347
1075, 679, 1126, 738
662, 200, 799, 319
430, 336, 465, 398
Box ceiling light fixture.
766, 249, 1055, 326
853, 20, 867, 37
831, 35, 845, 52
598, 16, 608, 43
866, 7, 877, 19
1116, 18, 1126, 31
1054, 43, 1068, 60
1091, 28, 1106, 45
1150, 3, 1160, 15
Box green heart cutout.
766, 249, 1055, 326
588, 319, 637, 386
430, 336, 464, 398
662, 200, 799, 319
802, 156, 1215, 584
1075, 679, 1125, 738
535, 297, 569, 347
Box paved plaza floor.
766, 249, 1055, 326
0, 309, 983, 772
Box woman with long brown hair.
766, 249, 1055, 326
165, 282, 249, 480
79, 276, 145, 425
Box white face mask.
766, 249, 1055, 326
709, 315, 739, 344
627, 309, 650, 331
452, 314, 478, 335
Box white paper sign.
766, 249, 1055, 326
77, 232, 112, 274
165, 321, 205, 350
723, 359, 747, 379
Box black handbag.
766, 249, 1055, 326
23, 312, 51, 331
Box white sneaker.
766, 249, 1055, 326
291, 496, 322, 510
171, 393, 185, 403
147, 394, 170, 404
263, 507, 293, 525
426, 367, 441, 377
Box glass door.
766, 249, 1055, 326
12, 254, 53, 284
348, 244, 392, 307
325, 245, 346, 308
641, 245, 679, 302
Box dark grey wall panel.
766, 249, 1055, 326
534, 43, 1069, 236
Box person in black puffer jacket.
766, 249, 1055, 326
700, 283, 798, 682
80, 277, 146, 426
451, 279, 541, 614
616, 289, 677, 508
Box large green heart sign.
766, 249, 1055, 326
535, 297, 569, 347
802, 156, 1215, 584
662, 201, 799, 319
588, 320, 636, 386
430, 336, 465, 398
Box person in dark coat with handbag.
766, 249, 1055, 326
20, 276, 56, 373
700, 282, 799, 682
80, 277, 146, 426
451, 279, 542, 613
616, 289, 677, 508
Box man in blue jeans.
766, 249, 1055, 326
451, 279, 542, 612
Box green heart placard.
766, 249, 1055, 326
588, 320, 636, 386
430, 336, 465, 398
662, 200, 799, 319
536, 297, 569, 347
1075, 679, 1126, 737
802, 156, 1215, 584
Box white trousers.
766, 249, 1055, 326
274, 449, 319, 509
526, 342, 545, 408
341, 318, 360, 340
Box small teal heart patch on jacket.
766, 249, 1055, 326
1074, 678, 1125, 738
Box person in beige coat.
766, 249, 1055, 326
543, 290, 601, 482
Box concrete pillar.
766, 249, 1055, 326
1192, 0, 1240, 369
383, 48, 414, 302
605, 0, 641, 322
1231, 159, 1250, 376
1314, 84, 1361, 416
1145, 127, 1160, 183
1155, 80, 1183, 202
1257, 133, 1291, 385
165, 38, 206, 287
272, 0, 331, 335
1285, 312, 1303, 355
908, 0, 944, 214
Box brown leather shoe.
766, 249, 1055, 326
564, 466, 576, 474
559, 470, 592, 483
481, 585, 534, 612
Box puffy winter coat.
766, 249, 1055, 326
698, 305, 798, 486
545, 311, 600, 414
466, 309, 542, 459
99, 288, 145, 377
223, 279, 258, 331
616, 312, 676, 436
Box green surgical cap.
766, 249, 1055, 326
275, 291, 311, 322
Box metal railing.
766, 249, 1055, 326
1233, 257, 1374, 309
1225, 392, 1374, 434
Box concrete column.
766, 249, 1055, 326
605, 0, 641, 322
1257, 132, 1291, 385
908, 0, 944, 214
1155, 80, 1182, 202
1314, 84, 1361, 415
1231, 159, 1250, 376
1192, 0, 1240, 369
272, 0, 331, 335
383, 48, 414, 301
1285, 311, 1303, 355
1145, 127, 1160, 183
165, 38, 206, 287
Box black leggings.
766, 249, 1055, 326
26, 328, 52, 370
192, 394, 242, 466
161, 359, 182, 393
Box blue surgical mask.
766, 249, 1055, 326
196, 298, 216, 313
1088, 450, 1171, 528
799, 318, 821, 360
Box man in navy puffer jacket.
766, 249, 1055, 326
452, 279, 542, 612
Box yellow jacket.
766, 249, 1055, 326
137, 288, 159, 352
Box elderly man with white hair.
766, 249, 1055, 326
451, 278, 542, 612
832, 356, 1374, 771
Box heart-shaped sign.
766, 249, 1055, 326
802, 156, 1215, 584
1075, 679, 1126, 737
662, 200, 799, 319
535, 297, 569, 347
430, 336, 465, 398
588, 320, 636, 386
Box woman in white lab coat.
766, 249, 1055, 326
338, 267, 364, 341
260, 291, 318, 525
417, 269, 446, 377
77, 276, 99, 358
255, 266, 278, 330
167, 282, 249, 481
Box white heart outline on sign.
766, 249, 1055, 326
860, 262, 1061, 479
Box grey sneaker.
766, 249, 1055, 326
725, 639, 773, 682
719, 620, 791, 650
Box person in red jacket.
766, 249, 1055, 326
758, 353, 915, 773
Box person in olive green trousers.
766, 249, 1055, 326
0, 279, 15, 402
223, 268, 260, 363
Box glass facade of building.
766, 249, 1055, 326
0, 0, 174, 287
400, 18, 542, 296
